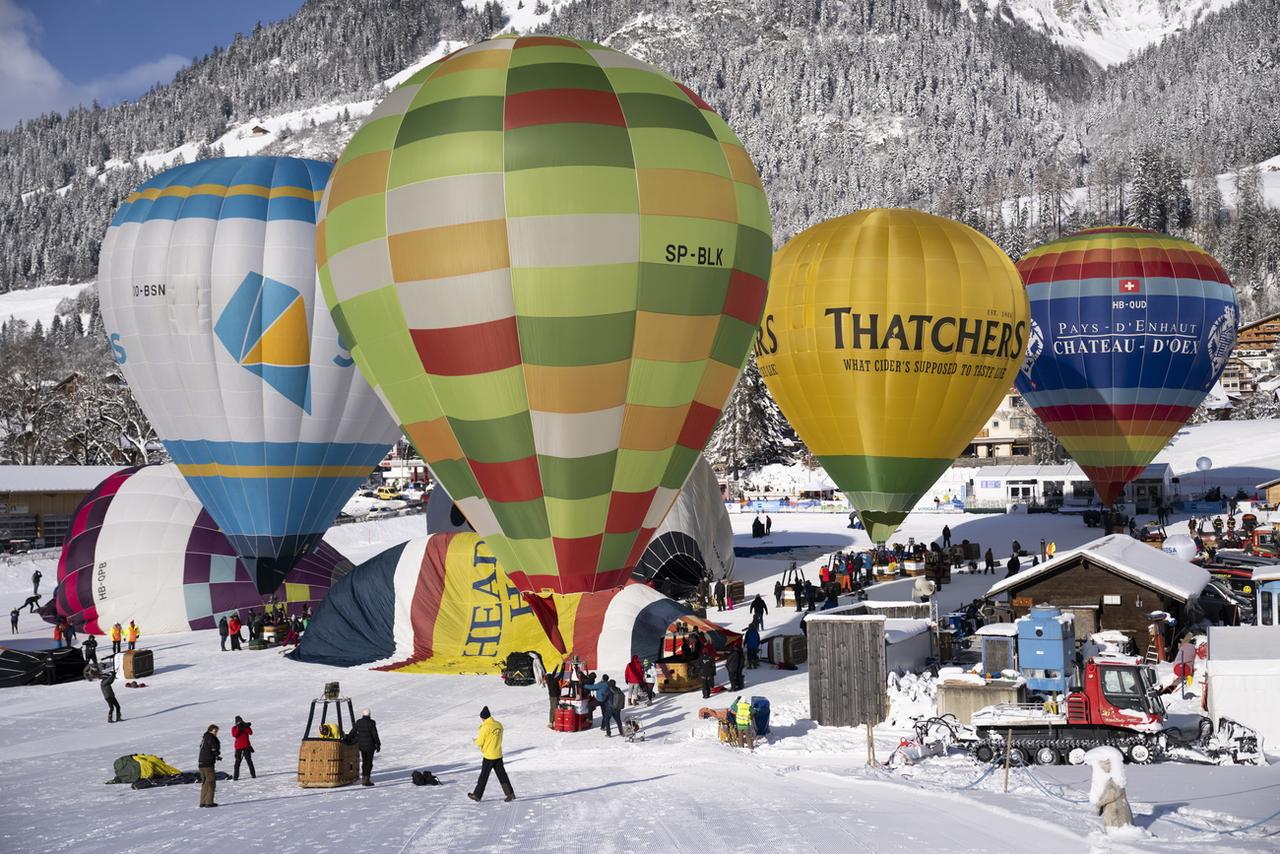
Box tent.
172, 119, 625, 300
55, 465, 353, 634
0, 642, 86, 688
294, 532, 738, 673
426, 455, 734, 599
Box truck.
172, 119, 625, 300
964, 654, 1263, 766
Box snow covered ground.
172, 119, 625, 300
0, 281, 91, 327
4, 496, 1279, 852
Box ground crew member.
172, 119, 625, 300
110, 622, 123, 654
468, 706, 515, 802
126, 620, 140, 650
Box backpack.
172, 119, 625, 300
411, 769, 441, 786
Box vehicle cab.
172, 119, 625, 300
1254, 567, 1280, 627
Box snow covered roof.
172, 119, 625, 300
975, 622, 1018, 637
984, 534, 1210, 603
0, 466, 127, 494
1253, 566, 1280, 584
884, 619, 931, 644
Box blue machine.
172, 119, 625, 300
1017, 605, 1075, 697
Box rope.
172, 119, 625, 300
1022, 769, 1280, 835
1160, 807, 1280, 837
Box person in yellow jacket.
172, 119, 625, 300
110, 622, 123, 655
126, 620, 140, 650
467, 706, 514, 802
733, 696, 755, 749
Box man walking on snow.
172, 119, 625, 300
749, 594, 768, 628
713, 578, 726, 612
942, 525, 951, 548
31, 569, 42, 596
469, 706, 515, 802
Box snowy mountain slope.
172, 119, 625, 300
960, 0, 1240, 65
0, 282, 91, 327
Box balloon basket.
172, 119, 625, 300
656, 660, 702, 693
297, 738, 359, 787
122, 649, 153, 679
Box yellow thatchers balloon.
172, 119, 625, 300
757, 209, 1029, 541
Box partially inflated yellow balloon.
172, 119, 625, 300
757, 209, 1029, 541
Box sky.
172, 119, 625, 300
0, 0, 306, 131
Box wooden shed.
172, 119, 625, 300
1256, 476, 1280, 508
807, 614, 887, 727
982, 534, 1209, 644
0, 466, 126, 549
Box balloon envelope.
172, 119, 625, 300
1014, 227, 1237, 506
317, 36, 771, 594
1161, 533, 1197, 561
758, 209, 1029, 541
1196, 456, 1213, 472
55, 465, 352, 635
98, 157, 401, 592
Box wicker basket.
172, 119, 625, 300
297, 738, 359, 788
656, 660, 702, 693
724, 579, 745, 603
122, 649, 153, 679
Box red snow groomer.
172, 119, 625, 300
965, 655, 1262, 766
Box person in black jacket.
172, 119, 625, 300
725, 643, 745, 691
218, 616, 230, 652
1006, 554, 1020, 577
198, 724, 221, 807
804, 580, 817, 612
698, 650, 717, 698
713, 579, 726, 612
351, 708, 381, 786
749, 594, 768, 628
83, 633, 98, 667
792, 580, 803, 612
773, 580, 783, 608
544, 664, 562, 729
101, 670, 122, 722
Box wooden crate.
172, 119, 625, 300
297, 738, 359, 788
724, 579, 745, 603
122, 649, 153, 679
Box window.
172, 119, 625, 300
992, 421, 1000, 428
1103, 594, 1121, 605
1010, 417, 1026, 430
1263, 591, 1274, 626
1100, 667, 1146, 712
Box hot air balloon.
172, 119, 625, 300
55, 465, 352, 635
98, 157, 401, 593
316, 36, 771, 594
758, 209, 1030, 542
1014, 227, 1238, 506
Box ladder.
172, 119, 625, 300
1144, 643, 1161, 665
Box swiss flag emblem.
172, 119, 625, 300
1118, 278, 1142, 293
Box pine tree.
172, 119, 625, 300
706, 358, 794, 479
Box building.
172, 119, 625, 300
1257, 476, 1280, 507
962, 389, 1034, 460
1233, 312, 1280, 366
1220, 357, 1260, 396
956, 462, 1172, 511
0, 466, 126, 550
983, 534, 1210, 642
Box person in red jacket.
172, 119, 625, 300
624, 654, 645, 706
231, 715, 256, 779
228, 614, 243, 651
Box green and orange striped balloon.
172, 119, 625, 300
317, 35, 771, 594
